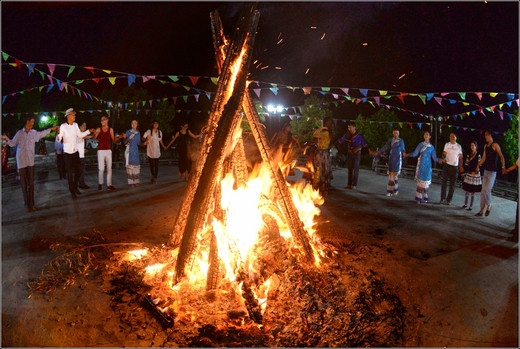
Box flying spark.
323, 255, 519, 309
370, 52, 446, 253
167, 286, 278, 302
261, 66, 269, 70
275, 67, 282, 70
310, 26, 317, 29
321, 33, 326, 40
362, 43, 368, 46
278, 32, 282, 39
398, 74, 406, 80
277, 38, 283, 45
305, 68, 310, 74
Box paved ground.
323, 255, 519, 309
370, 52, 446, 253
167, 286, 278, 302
1, 162, 518, 347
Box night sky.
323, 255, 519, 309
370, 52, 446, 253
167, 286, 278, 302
1, 1, 519, 131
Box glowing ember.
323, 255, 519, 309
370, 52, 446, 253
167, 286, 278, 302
126, 248, 148, 260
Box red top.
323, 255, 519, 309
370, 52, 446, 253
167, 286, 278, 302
97, 128, 111, 150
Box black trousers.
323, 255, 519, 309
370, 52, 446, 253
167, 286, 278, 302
78, 158, 87, 186
56, 154, 66, 179
347, 153, 361, 186
20, 166, 35, 208
64, 152, 81, 194
148, 157, 159, 179
441, 164, 458, 202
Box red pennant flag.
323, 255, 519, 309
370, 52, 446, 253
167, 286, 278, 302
93, 78, 101, 83
408, 123, 413, 129
172, 97, 177, 104
71, 87, 75, 96
490, 106, 496, 111
355, 99, 361, 104
85, 66, 95, 75
474, 92, 482, 100
397, 92, 407, 104
171, 83, 179, 88
15, 59, 22, 70
189, 76, 199, 86
303, 87, 312, 95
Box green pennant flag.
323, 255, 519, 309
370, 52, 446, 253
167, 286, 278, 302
489, 93, 498, 97
75, 80, 84, 84
20, 91, 25, 95
333, 101, 339, 107
418, 94, 426, 104
39, 70, 45, 80
458, 92, 466, 100
2, 52, 8, 61
182, 95, 188, 103
168, 75, 179, 82
485, 107, 492, 112
67, 66, 75, 77
398, 122, 403, 128
210, 77, 218, 85
183, 86, 191, 91
383, 95, 391, 99
321, 87, 330, 92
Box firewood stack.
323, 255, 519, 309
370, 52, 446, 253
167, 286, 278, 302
169, 4, 316, 319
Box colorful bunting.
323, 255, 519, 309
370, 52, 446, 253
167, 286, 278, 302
67, 66, 75, 77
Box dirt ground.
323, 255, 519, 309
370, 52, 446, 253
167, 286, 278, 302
2, 164, 518, 347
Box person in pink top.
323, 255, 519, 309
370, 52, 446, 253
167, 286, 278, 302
93, 115, 124, 191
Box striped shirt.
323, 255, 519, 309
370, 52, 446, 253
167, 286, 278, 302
6, 128, 52, 169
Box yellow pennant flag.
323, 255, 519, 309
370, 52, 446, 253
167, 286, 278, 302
379, 90, 387, 95
109, 77, 116, 85
103, 70, 112, 74
409, 93, 417, 96
463, 102, 469, 106
499, 103, 504, 110
9, 63, 17, 67
489, 93, 497, 97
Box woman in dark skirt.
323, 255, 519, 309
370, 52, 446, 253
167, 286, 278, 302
165, 123, 200, 181
461, 140, 482, 211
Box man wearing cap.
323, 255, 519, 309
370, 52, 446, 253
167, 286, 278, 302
57, 108, 95, 199
2, 115, 59, 211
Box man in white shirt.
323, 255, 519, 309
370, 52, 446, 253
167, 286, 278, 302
57, 108, 94, 199
440, 132, 464, 205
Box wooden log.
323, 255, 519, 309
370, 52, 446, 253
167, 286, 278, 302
169, 4, 258, 247
174, 7, 260, 282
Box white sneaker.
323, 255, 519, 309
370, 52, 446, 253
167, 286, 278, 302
386, 193, 393, 197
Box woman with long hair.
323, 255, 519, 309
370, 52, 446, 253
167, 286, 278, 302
122, 120, 141, 188
461, 140, 482, 211
312, 117, 333, 195
143, 120, 166, 184
164, 122, 200, 180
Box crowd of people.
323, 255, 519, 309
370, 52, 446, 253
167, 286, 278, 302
2, 111, 518, 241
2, 108, 202, 208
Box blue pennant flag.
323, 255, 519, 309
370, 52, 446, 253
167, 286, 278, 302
417, 123, 422, 128
270, 88, 278, 95
507, 93, 515, 100
448, 99, 456, 104
27, 63, 36, 76
128, 74, 136, 86
426, 93, 434, 101
359, 89, 368, 96
2, 96, 7, 104
46, 84, 54, 93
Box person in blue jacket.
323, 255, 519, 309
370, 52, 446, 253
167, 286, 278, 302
374, 128, 406, 196
406, 130, 445, 203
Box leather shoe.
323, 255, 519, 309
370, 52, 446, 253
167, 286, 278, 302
98, 184, 102, 190
31, 206, 38, 211
79, 185, 90, 189
107, 185, 116, 191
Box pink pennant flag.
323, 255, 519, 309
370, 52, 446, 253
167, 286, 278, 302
498, 111, 504, 120
341, 88, 349, 95
149, 100, 153, 107
47, 64, 56, 75
194, 94, 200, 102
516, 99, 520, 107
142, 76, 150, 83
374, 96, 380, 105
189, 76, 199, 86
59, 81, 66, 91
474, 92, 482, 100
434, 97, 443, 106
303, 87, 312, 95
332, 94, 338, 99
440, 92, 449, 96
47, 74, 54, 84
253, 89, 261, 98
85, 66, 95, 75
